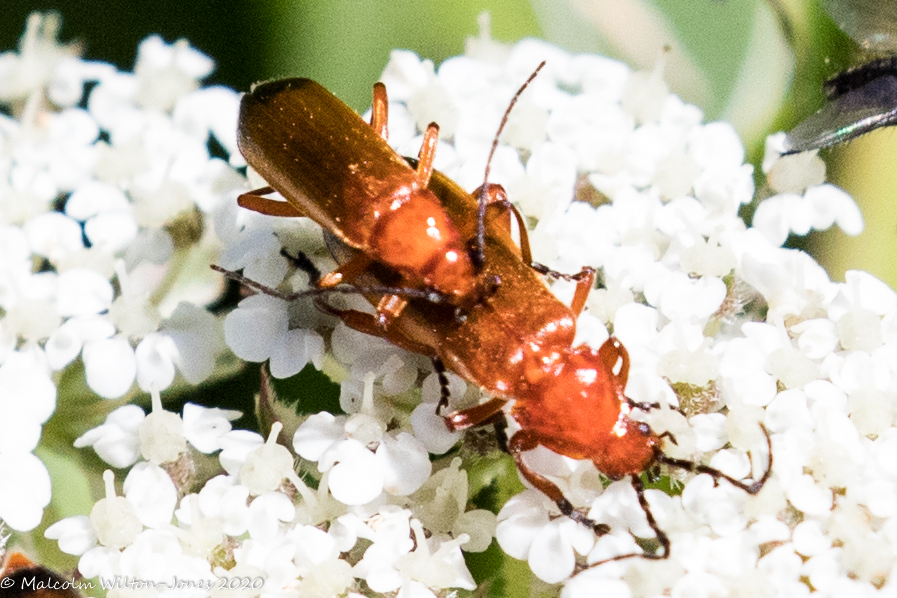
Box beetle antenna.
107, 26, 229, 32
656, 423, 773, 495
474, 61, 546, 268
211, 265, 451, 304
582, 424, 772, 569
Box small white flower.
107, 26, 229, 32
218, 429, 264, 476
90, 470, 143, 550
247, 491, 295, 541
197, 474, 251, 536
116, 528, 216, 592
239, 422, 303, 496
123, 461, 178, 528
0, 12, 80, 103
182, 402, 242, 453
224, 293, 324, 379
0, 451, 51, 531
376, 433, 432, 496
16, 17, 897, 598
322, 438, 386, 506
0, 349, 56, 453
74, 404, 144, 467
393, 519, 476, 593
45, 315, 115, 370
785, 474, 833, 516
45, 515, 97, 555
497, 490, 594, 583
82, 335, 138, 398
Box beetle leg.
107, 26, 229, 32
471, 185, 597, 314
598, 337, 630, 390
471, 183, 533, 262
528, 263, 596, 315
416, 123, 439, 189
283, 249, 397, 324
584, 475, 671, 568
376, 294, 408, 327
315, 252, 375, 288
567, 267, 595, 316
238, 187, 307, 218
281, 247, 449, 327
508, 430, 609, 534
310, 252, 407, 326
279, 248, 323, 283
370, 82, 389, 140
492, 414, 510, 453
213, 264, 448, 310
626, 397, 662, 412
281, 248, 410, 325
656, 430, 678, 446
444, 397, 507, 432
314, 298, 436, 356
628, 475, 671, 559
432, 357, 452, 414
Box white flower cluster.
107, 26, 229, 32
0, 14, 240, 532
8, 10, 897, 598
215, 29, 897, 598
51, 388, 484, 597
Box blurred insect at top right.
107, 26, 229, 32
784, 0, 897, 154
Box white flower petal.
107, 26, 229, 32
293, 411, 346, 461
410, 402, 461, 455
269, 327, 324, 379
182, 403, 241, 454
74, 405, 144, 467
496, 491, 551, 560
247, 491, 295, 541
83, 337, 137, 399
45, 515, 98, 555
0, 452, 51, 531
57, 268, 114, 317
218, 430, 264, 476
325, 439, 383, 505
223, 295, 287, 362
375, 432, 432, 496
123, 462, 178, 528
134, 332, 177, 391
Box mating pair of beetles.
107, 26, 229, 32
220, 64, 771, 567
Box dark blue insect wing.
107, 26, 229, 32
784, 74, 897, 153
821, 0, 897, 52
823, 57, 897, 99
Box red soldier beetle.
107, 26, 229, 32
236, 73, 545, 326
219, 66, 773, 566
313, 201, 772, 565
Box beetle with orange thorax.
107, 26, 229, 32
228, 71, 772, 566
237, 78, 491, 325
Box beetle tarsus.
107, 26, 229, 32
370, 82, 389, 140
556, 498, 611, 535
432, 357, 451, 415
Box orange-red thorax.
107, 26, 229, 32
368, 186, 476, 300
510, 344, 659, 479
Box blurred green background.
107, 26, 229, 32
4, 0, 897, 587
